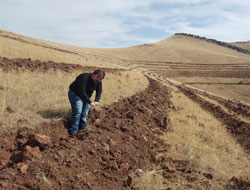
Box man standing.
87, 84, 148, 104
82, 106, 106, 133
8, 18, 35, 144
68, 69, 105, 135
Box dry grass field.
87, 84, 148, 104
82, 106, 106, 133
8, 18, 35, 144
170, 77, 250, 104
231, 41, 250, 52
0, 63, 148, 132
0, 30, 250, 190
135, 83, 250, 190
2, 30, 250, 105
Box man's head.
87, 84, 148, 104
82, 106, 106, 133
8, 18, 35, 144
91, 69, 105, 83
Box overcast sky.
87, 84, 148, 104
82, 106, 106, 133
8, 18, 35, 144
1, 0, 250, 48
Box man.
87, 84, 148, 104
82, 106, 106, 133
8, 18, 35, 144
68, 69, 105, 135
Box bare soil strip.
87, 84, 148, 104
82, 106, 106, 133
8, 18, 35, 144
0, 57, 123, 73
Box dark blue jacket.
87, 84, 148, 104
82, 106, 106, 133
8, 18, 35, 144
69, 73, 102, 104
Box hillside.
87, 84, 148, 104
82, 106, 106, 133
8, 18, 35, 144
230, 41, 250, 52
93, 34, 250, 64
2, 30, 250, 66
0, 30, 250, 189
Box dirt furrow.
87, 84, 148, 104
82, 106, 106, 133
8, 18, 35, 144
143, 71, 250, 152
178, 86, 250, 153
0, 78, 174, 190
195, 90, 250, 119
0, 57, 123, 73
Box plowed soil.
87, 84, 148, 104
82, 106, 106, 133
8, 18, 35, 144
178, 86, 250, 153
1, 57, 250, 189
0, 75, 173, 190
0, 57, 122, 73
144, 71, 250, 154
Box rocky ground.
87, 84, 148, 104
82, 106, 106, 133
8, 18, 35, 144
0, 71, 174, 190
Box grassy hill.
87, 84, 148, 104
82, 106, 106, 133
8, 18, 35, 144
93, 34, 250, 64
230, 41, 250, 52
2, 30, 250, 66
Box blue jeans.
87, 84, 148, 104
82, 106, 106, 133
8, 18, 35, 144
68, 91, 90, 134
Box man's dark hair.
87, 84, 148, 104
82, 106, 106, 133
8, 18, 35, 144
93, 69, 105, 79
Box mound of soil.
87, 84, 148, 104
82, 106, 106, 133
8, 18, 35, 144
0, 57, 122, 73
0, 79, 173, 190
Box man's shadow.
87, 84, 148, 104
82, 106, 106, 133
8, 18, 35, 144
37, 109, 71, 130
38, 109, 90, 140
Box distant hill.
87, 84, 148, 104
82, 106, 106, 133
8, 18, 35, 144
230, 41, 250, 52
1, 30, 250, 67
93, 33, 250, 65
175, 33, 250, 55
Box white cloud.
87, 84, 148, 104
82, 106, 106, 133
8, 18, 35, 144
1, 0, 250, 47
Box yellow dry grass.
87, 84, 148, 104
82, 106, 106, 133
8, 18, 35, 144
2, 30, 250, 67
196, 93, 250, 123
0, 36, 110, 68
171, 77, 250, 104
231, 41, 250, 51
79, 35, 250, 64
133, 170, 166, 190
154, 35, 250, 63
192, 84, 250, 104
172, 77, 249, 84
0, 68, 148, 132
135, 84, 250, 190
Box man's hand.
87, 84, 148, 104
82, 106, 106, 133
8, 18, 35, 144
94, 102, 100, 106
90, 102, 100, 107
